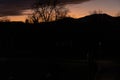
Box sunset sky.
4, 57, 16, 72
0, 0, 120, 22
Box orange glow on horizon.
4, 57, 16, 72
7, 15, 27, 22
8, 10, 115, 22
7, 12, 117, 22
6, 8, 118, 22
0, 0, 119, 22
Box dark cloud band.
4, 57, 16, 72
0, 0, 90, 17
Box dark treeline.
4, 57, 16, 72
0, 13, 120, 60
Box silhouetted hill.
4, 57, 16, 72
48, 14, 120, 32
0, 13, 120, 60
79, 14, 113, 23
0, 14, 119, 32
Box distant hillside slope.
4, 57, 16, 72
0, 14, 120, 32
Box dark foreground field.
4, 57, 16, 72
1, 32, 120, 80
1, 58, 120, 80
1, 58, 88, 80
0, 14, 120, 80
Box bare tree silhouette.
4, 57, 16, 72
89, 10, 103, 15
26, 0, 69, 23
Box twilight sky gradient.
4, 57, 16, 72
0, 0, 119, 22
